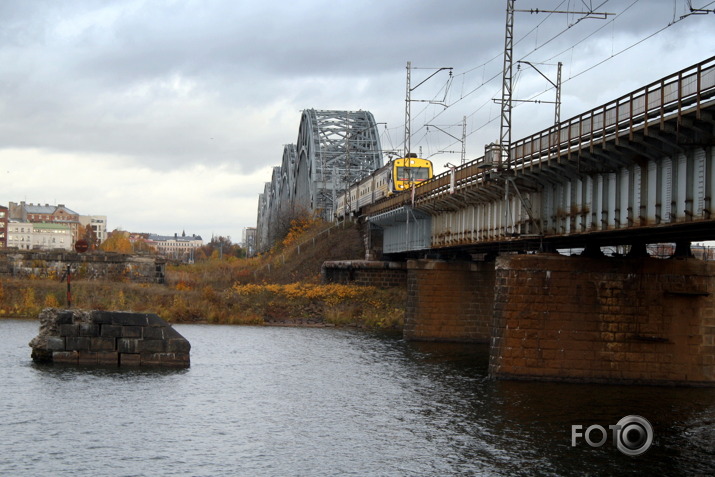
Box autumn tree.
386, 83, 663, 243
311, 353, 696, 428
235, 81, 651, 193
132, 239, 157, 254
99, 229, 133, 253
195, 236, 245, 260
280, 216, 323, 249
80, 224, 99, 251
269, 206, 313, 248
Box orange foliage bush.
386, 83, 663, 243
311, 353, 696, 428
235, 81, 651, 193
280, 217, 323, 249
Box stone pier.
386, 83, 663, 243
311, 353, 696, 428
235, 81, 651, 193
322, 260, 407, 288
0, 250, 165, 283
29, 308, 191, 367
323, 253, 715, 385
489, 254, 715, 385
404, 259, 495, 343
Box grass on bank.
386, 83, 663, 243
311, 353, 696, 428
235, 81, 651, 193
0, 277, 405, 329
0, 219, 406, 329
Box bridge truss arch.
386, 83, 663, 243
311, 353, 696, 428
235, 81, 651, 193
295, 109, 383, 220
256, 109, 383, 252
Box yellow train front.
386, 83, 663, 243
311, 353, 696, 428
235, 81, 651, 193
391, 154, 433, 192
336, 154, 433, 218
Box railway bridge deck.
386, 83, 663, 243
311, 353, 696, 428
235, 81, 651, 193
329, 57, 715, 386
365, 56, 715, 256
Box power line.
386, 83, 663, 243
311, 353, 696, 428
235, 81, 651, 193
410, 1, 610, 134
539, 0, 641, 64
410, 1, 708, 158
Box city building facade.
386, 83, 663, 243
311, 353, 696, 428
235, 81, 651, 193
147, 232, 203, 262
0, 206, 7, 248
242, 227, 257, 257
8, 202, 82, 243
79, 215, 108, 244
7, 221, 73, 251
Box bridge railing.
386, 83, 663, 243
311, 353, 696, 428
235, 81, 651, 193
513, 55, 715, 171
365, 55, 715, 216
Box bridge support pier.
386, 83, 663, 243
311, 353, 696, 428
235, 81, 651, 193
489, 254, 715, 385
405, 260, 495, 343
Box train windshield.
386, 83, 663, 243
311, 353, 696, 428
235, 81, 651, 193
396, 167, 430, 182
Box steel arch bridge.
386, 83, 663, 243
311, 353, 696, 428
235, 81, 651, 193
256, 109, 383, 252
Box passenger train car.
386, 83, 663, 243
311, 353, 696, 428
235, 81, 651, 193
336, 154, 433, 218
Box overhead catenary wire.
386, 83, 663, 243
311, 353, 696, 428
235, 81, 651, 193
406, 0, 709, 160
406, 2, 608, 146
402, 3, 569, 149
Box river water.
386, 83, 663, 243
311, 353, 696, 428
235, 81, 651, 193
1, 319, 713, 476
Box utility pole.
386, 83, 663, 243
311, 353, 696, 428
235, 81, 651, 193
425, 115, 468, 163
405, 61, 412, 157
461, 115, 467, 164
499, 0, 515, 169
499, 1, 613, 168
555, 61, 562, 125
516, 60, 563, 125
404, 62, 453, 157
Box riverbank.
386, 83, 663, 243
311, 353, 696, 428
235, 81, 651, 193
0, 277, 405, 329
0, 221, 406, 330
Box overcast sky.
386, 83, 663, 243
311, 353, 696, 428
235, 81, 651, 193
1, 0, 713, 243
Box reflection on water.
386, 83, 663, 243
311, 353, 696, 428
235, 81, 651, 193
1, 319, 713, 476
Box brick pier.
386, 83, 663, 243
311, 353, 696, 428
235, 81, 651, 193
489, 254, 715, 385
322, 254, 715, 384
404, 260, 495, 343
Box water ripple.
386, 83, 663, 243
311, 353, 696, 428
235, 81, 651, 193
1, 320, 714, 476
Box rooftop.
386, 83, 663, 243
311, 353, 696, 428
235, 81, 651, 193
30, 223, 71, 231
148, 233, 203, 242
22, 202, 79, 216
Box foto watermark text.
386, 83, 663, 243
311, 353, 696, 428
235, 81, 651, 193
571, 415, 653, 456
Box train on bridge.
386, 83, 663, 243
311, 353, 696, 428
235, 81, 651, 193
255, 108, 433, 253
258, 56, 715, 256
335, 154, 433, 218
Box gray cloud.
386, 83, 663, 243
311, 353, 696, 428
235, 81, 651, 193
0, 0, 713, 237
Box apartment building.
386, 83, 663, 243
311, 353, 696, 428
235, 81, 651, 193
7, 221, 73, 251
79, 215, 108, 243
242, 227, 257, 257
147, 232, 203, 261
8, 201, 82, 242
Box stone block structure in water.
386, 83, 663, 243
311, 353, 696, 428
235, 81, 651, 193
29, 308, 190, 367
